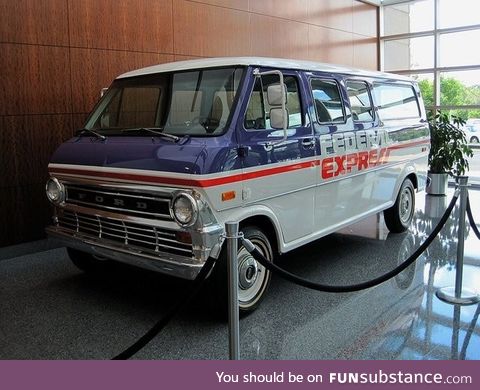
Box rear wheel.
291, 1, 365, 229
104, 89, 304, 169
209, 226, 273, 314
384, 178, 415, 233
470, 136, 479, 143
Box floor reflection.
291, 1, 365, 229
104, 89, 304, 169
416, 189, 480, 360
270, 235, 426, 360
244, 187, 480, 360
372, 188, 480, 360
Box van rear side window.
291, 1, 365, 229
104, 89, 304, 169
373, 83, 420, 120
346, 80, 374, 122
310, 79, 345, 124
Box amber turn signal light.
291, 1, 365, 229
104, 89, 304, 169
221, 191, 236, 201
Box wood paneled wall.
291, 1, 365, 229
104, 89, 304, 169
0, 0, 378, 247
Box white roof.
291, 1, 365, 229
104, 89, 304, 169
118, 56, 412, 82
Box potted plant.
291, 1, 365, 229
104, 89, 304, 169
427, 111, 473, 195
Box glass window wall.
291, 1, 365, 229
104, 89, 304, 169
383, 0, 434, 36
384, 36, 434, 71
438, 0, 480, 29
381, 0, 480, 124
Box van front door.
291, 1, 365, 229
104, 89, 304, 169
238, 69, 316, 244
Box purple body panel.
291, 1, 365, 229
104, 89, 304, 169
50, 135, 242, 175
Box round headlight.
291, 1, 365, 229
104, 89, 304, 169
45, 178, 65, 204
172, 193, 198, 227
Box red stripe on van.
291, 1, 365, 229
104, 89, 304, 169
48, 161, 315, 188
48, 139, 429, 188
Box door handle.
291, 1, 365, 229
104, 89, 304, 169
301, 138, 315, 149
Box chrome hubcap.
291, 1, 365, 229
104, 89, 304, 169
238, 254, 259, 290
400, 187, 413, 224
236, 238, 269, 307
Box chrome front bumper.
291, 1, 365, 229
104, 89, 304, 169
47, 225, 221, 280
44, 177, 225, 279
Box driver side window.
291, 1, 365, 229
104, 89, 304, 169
244, 75, 302, 130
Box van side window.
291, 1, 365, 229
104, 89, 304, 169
244, 75, 302, 130
346, 80, 374, 122
372, 83, 420, 120
310, 79, 345, 124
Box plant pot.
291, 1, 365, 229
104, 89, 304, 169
426, 172, 448, 195
425, 193, 447, 218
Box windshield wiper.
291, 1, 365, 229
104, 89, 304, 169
76, 128, 107, 141
122, 127, 180, 142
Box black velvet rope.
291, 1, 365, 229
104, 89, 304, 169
111, 192, 461, 358
466, 196, 480, 240
112, 256, 216, 360
246, 193, 459, 293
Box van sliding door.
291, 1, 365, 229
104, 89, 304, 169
312, 77, 380, 235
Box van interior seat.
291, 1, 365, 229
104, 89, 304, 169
315, 100, 332, 122
206, 90, 230, 133
210, 95, 223, 123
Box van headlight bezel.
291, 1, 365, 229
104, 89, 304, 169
45, 177, 65, 204
171, 192, 199, 227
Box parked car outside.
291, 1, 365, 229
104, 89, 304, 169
464, 118, 480, 143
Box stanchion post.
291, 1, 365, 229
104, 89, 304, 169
225, 221, 240, 360
455, 176, 468, 298
436, 176, 480, 305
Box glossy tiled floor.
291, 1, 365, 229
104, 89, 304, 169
0, 186, 479, 360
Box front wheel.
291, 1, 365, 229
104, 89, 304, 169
384, 178, 415, 233
470, 136, 479, 144
208, 226, 273, 314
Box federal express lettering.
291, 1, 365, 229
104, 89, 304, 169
319, 129, 390, 179
45, 57, 430, 312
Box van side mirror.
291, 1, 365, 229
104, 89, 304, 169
253, 68, 288, 147
267, 83, 287, 106
270, 108, 288, 129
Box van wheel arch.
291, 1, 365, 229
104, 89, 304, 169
406, 172, 418, 190
239, 215, 280, 256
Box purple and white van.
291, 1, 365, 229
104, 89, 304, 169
45, 57, 429, 312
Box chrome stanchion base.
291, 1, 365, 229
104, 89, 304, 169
436, 286, 480, 305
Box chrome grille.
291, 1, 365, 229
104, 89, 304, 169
57, 210, 193, 257
64, 184, 172, 219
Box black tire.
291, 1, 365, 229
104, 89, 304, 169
384, 178, 415, 233
67, 248, 110, 274
208, 226, 273, 315
471, 136, 479, 144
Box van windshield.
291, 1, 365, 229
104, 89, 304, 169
85, 67, 244, 136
